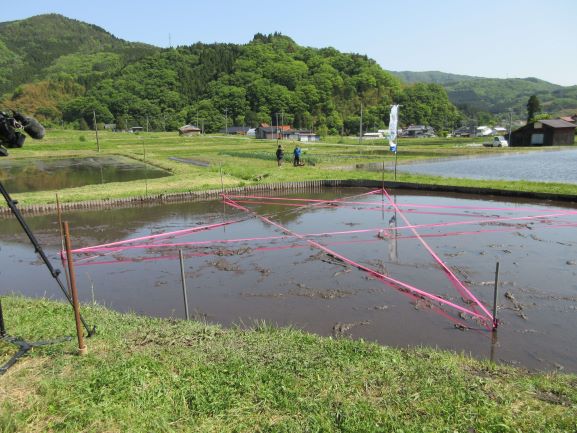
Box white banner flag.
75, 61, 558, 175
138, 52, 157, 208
389, 104, 398, 152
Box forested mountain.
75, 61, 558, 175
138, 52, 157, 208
2, 15, 575, 133
0, 14, 463, 134
390, 70, 577, 120
444, 78, 577, 118
391, 71, 481, 85
0, 14, 157, 94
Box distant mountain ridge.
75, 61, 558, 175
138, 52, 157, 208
390, 71, 482, 85
390, 70, 577, 117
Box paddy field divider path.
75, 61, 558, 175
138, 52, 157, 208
2, 179, 577, 216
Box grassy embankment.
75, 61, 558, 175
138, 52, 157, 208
6, 129, 577, 205
1, 295, 576, 432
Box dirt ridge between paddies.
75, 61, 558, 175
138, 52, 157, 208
3, 178, 577, 217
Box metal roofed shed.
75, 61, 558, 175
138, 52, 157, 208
510, 119, 576, 146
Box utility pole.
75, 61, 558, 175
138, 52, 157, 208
224, 108, 228, 135
146, 115, 149, 133
275, 112, 280, 145
508, 110, 513, 145
92, 110, 100, 153
359, 102, 363, 144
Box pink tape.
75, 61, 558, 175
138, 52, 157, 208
381, 188, 493, 320
71, 218, 248, 253
223, 195, 491, 324
73, 212, 577, 256
228, 192, 575, 214
229, 199, 499, 219
74, 219, 577, 267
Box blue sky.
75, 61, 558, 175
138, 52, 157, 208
4, 0, 576, 86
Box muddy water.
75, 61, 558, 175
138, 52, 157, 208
1, 188, 577, 372
0, 156, 170, 193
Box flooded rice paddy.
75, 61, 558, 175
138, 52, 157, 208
1, 188, 577, 372
0, 155, 170, 193
396, 148, 577, 183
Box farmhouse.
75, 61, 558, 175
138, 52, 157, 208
255, 124, 291, 139
280, 129, 321, 142
510, 119, 576, 146
255, 125, 276, 139
297, 131, 321, 142
401, 125, 435, 138
178, 125, 201, 136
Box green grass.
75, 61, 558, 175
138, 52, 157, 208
6, 130, 577, 206
1, 296, 576, 433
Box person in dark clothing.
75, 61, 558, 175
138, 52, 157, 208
275, 144, 284, 166
293, 145, 302, 166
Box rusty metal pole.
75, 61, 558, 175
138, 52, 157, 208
492, 261, 500, 330
62, 221, 87, 355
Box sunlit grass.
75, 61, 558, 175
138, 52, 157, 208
6, 129, 577, 205
1, 296, 576, 432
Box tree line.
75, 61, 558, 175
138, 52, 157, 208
2, 18, 462, 134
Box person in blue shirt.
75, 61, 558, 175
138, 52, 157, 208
293, 144, 302, 166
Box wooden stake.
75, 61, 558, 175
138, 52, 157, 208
62, 222, 87, 355
219, 162, 224, 194
179, 250, 190, 320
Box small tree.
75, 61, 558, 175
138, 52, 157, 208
526, 95, 541, 123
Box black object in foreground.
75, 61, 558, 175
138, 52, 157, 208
0, 180, 95, 335
0, 110, 45, 156
0, 298, 72, 375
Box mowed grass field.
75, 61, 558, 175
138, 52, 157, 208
1, 296, 576, 433
5, 129, 577, 205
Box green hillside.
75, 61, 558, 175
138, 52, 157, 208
0, 14, 157, 95
391, 70, 577, 119
0, 16, 461, 134
2, 15, 576, 132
